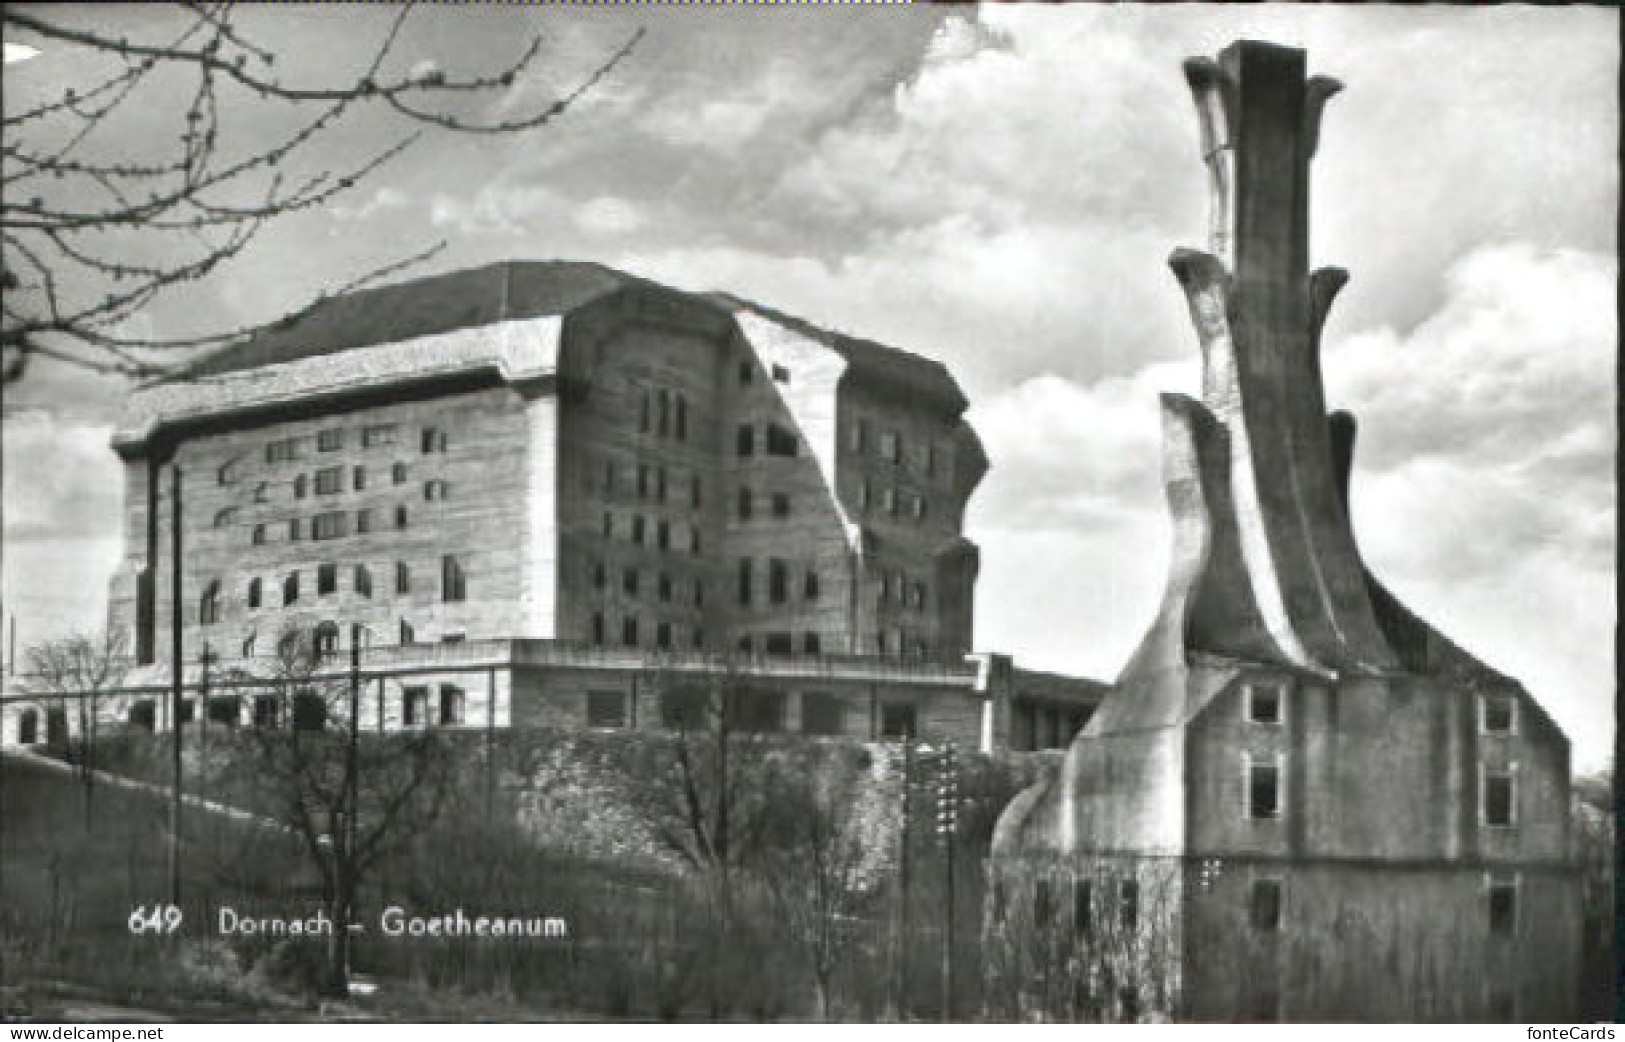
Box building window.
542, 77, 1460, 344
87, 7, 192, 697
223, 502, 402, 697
771, 364, 790, 383
737, 487, 753, 520
1247, 681, 1283, 724
254, 482, 269, 504
317, 429, 343, 452
804, 569, 820, 600
313, 511, 347, 541
587, 690, 627, 729
657, 389, 670, 437
266, 438, 298, 463
424, 479, 450, 502
879, 702, 916, 741
601, 460, 617, 495
590, 612, 605, 646
421, 428, 447, 454
294, 474, 309, 499
1073, 880, 1092, 937
404, 687, 429, 727
859, 479, 871, 510
442, 556, 467, 602
656, 621, 672, 649
764, 632, 793, 656
247, 577, 262, 609
657, 520, 670, 551
283, 571, 299, 605
639, 390, 651, 434
1250, 879, 1282, 931
591, 560, 606, 589
241, 632, 257, 659
737, 635, 754, 654
769, 558, 788, 604
218, 458, 241, 485
252, 695, 279, 728
316, 563, 337, 596
392, 462, 408, 485
251, 523, 267, 546
623, 567, 640, 597
1487, 874, 1518, 934
657, 573, 672, 602
213, 507, 238, 529
1484, 767, 1516, 827
439, 685, 464, 726
738, 360, 753, 385
771, 492, 790, 518
675, 396, 688, 441
602, 511, 614, 539
622, 616, 639, 647
908, 582, 926, 609
353, 466, 366, 491
765, 424, 798, 457
1119, 987, 1140, 1023
1246, 755, 1282, 819
399, 618, 415, 645
631, 515, 646, 545
736, 424, 755, 457
656, 467, 667, 504
803, 632, 821, 655
850, 420, 867, 453
199, 581, 221, 626
1482, 693, 1517, 734
801, 692, 841, 736
738, 558, 753, 606
355, 564, 372, 598
395, 505, 408, 529
395, 561, 410, 594
313, 621, 340, 658
690, 474, 702, 508
356, 508, 373, 534
362, 424, 397, 447
690, 528, 702, 557
879, 430, 900, 462
693, 580, 705, 608
1120, 879, 1139, 930
637, 465, 649, 500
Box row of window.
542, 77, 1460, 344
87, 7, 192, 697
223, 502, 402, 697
637, 386, 691, 442
601, 511, 703, 555
1241, 680, 1519, 736
857, 479, 930, 523
592, 562, 708, 608
254, 424, 446, 470
247, 500, 435, 545
200, 557, 467, 622
585, 686, 908, 739
877, 571, 928, 611
736, 423, 799, 459
1240, 751, 1519, 827
736, 487, 794, 521
738, 359, 791, 387
736, 558, 820, 606
588, 612, 697, 651
849, 418, 945, 479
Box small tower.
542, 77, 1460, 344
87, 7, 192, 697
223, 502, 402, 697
986, 41, 1580, 1023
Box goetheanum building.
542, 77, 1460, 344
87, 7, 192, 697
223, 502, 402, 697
986, 41, 1579, 1022
3, 262, 1100, 753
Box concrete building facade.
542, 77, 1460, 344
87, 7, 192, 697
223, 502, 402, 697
986, 41, 1580, 1022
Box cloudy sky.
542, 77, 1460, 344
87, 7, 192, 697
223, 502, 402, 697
3, 4, 1616, 768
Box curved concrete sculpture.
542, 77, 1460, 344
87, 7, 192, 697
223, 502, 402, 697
987, 40, 1577, 1024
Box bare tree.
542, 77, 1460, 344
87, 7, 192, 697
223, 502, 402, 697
2, 3, 640, 383
236, 624, 453, 997
22, 628, 130, 826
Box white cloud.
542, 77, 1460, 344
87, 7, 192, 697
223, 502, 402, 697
575, 196, 644, 236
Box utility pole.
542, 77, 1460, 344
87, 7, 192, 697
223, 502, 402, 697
935, 742, 959, 1023
338, 621, 364, 995
168, 464, 184, 908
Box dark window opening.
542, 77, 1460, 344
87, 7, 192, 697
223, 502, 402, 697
736, 424, 755, 457
252, 524, 267, 546
1250, 879, 1282, 931
738, 558, 753, 606
591, 612, 605, 646
252, 695, 280, 728
623, 567, 640, 596
127, 700, 156, 732
207, 696, 240, 727
439, 685, 464, 726
656, 621, 672, 649
1034, 878, 1052, 923
1248, 760, 1281, 818
622, 616, 639, 647
1248, 682, 1282, 723
315, 466, 343, 495
403, 687, 429, 727
317, 563, 337, 596
282, 572, 300, 606
355, 565, 372, 598
675, 396, 688, 441
314, 621, 340, 657
1484, 771, 1515, 827
738, 487, 753, 520
771, 364, 790, 383
395, 561, 411, 594
1488, 877, 1517, 934
587, 690, 627, 729
771, 493, 790, 518
292, 692, 327, 731
764, 632, 793, 656
738, 360, 753, 385
803, 632, 821, 655
769, 558, 788, 604
199, 581, 221, 626
318, 429, 343, 452
733, 689, 785, 733
765, 424, 798, 457
1484, 694, 1516, 733
442, 556, 466, 602
879, 702, 916, 741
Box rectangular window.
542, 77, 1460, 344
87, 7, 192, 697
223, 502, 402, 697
317, 429, 343, 452
1250, 879, 1282, 931
395, 505, 408, 529
403, 686, 429, 727
395, 561, 410, 594
587, 690, 628, 729
738, 360, 753, 385
657, 521, 670, 552
803, 632, 821, 655
771, 493, 790, 518
1247, 681, 1283, 724
266, 437, 299, 463
925, 442, 937, 476
801, 692, 842, 736
421, 428, 443, 454
764, 632, 793, 656
675, 396, 688, 442
314, 466, 343, 495
658, 573, 672, 602
623, 567, 640, 596
771, 364, 790, 383
317, 563, 337, 595
738, 558, 753, 606
356, 508, 373, 534
765, 424, 798, 457
1247, 756, 1281, 819
859, 479, 871, 510
439, 685, 464, 726
1487, 875, 1518, 934
313, 511, 348, 541
637, 465, 649, 499
736, 424, 755, 457
769, 558, 788, 604
913, 495, 927, 522
737, 487, 753, 520
353, 466, 366, 491
362, 424, 397, 447
690, 474, 702, 508
656, 467, 667, 503
656, 621, 672, 649
879, 702, 916, 741
690, 528, 702, 557
804, 570, 820, 600
1484, 768, 1516, 827
1034, 879, 1052, 923
392, 462, 408, 485
1482, 693, 1517, 734
631, 515, 646, 545
442, 555, 467, 602
289, 517, 304, 541
1120, 879, 1139, 930
1073, 880, 1092, 937
622, 616, 640, 647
